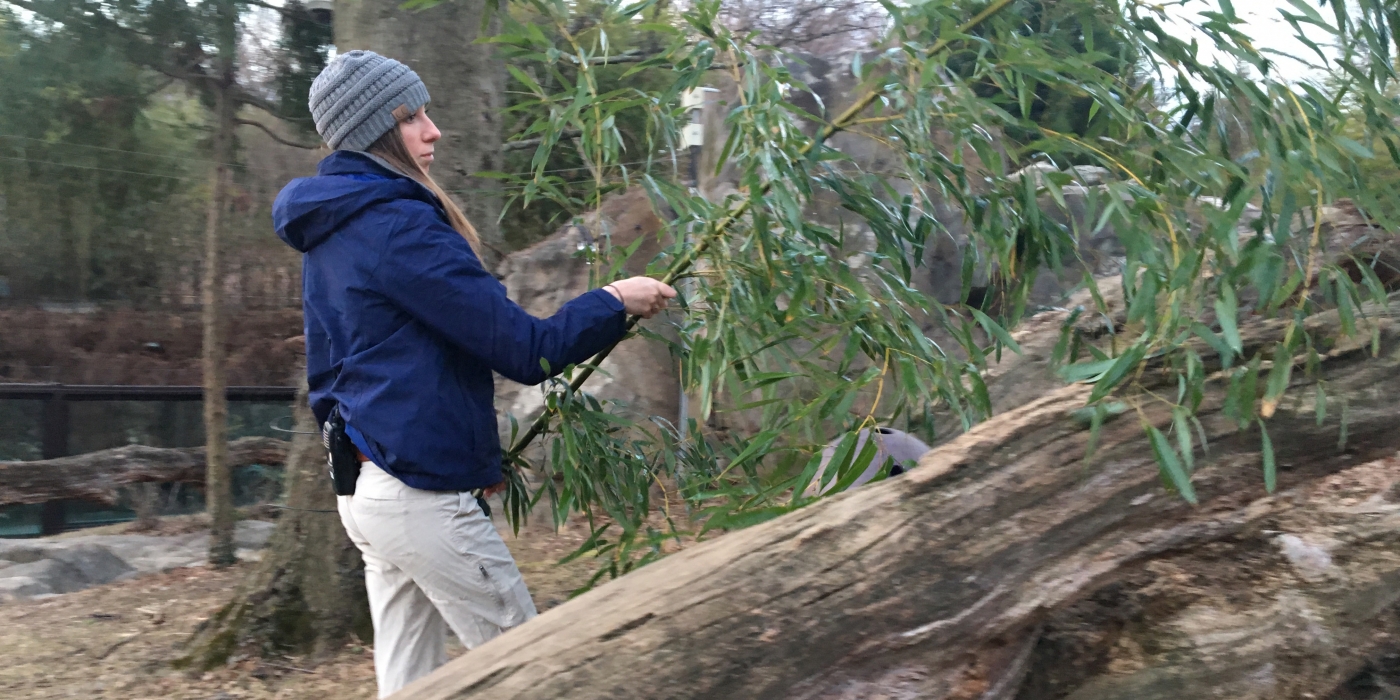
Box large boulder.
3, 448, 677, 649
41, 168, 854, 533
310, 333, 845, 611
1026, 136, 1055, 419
494, 188, 682, 448
0, 560, 72, 598
41, 543, 135, 586
0, 546, 133, 599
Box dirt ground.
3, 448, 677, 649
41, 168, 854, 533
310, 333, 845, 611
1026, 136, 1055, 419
0, 515, 601, 699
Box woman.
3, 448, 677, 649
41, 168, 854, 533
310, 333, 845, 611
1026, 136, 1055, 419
273, 50, 675, 697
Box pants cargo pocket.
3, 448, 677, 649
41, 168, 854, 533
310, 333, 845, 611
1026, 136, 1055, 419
474, 556, 536, 628
445, 492, 538, 630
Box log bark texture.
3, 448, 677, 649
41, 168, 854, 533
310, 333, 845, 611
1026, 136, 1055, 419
395, 302, 1400, 700
0, 437, 289, 507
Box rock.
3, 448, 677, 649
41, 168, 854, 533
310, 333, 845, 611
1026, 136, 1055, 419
1069, 165, 1112, 185
0, 544, 135, 601
494, 188, 681, 448
54, 533, 205, 573
0, 540, 48, 564
42, 544, 135, 586
1192, 195, 1264, 233
234, 519, 275, 550
1010, 162, 1060, 186
0, 520, 276, 602
1276, 533, 1336, 583
0, 559, 85, 597
0, 573, 55, 600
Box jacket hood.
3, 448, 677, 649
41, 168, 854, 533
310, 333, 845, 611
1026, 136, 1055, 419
273, 151, 430, 253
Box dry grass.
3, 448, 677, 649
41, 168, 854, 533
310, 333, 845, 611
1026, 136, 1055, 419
0, 307, 302, 386
0, 514, 602, 699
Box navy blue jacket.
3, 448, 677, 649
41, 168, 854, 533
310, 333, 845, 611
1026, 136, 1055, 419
273, 151, 627, 492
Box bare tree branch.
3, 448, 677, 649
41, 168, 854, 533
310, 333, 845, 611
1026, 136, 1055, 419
715, 0, 886, 53
236, 118, 321, 150
230, 85, 317, 128
139, 76, 178, 99
573, 51, 733, 70
242, 0, 302, 22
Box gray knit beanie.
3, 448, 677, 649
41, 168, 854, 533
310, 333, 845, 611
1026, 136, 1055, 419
309, 50, 430, 152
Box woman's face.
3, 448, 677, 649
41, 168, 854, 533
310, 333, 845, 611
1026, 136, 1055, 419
398, 106, 441, 172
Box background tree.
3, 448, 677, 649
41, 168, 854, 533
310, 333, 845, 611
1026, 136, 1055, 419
716, 0, 886, 53
0, 6, 205, 304
4, 0, 328, 565
198, 0, 241, 568
185, 371, 371, 668
272, 0, 334, 135
336, 0, 509, 263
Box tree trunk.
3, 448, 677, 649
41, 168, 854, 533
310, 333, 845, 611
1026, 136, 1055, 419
203, 79, 237, 568
393, 301, 1400, 700
334, 0, 507, 264
71, 170, 97, 301
0, 437, 289, 506
184, 372, 371, 669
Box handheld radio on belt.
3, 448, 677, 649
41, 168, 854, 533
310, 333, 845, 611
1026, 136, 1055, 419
323, 406, 361, 496
324, 407, 495, 518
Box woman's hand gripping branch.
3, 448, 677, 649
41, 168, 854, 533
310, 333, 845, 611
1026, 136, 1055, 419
604, 277, 677, 319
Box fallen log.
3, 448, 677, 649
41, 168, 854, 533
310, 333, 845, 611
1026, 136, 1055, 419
396, 300, 1400, 699
0, 437, 290, 507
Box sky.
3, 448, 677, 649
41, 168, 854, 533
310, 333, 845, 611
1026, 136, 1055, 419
1161, 0, 1342, 84
7, 0, 1345, 85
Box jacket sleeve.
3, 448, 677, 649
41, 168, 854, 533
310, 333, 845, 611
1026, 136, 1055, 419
304, 305, 337, 426
373, 202, 628, 385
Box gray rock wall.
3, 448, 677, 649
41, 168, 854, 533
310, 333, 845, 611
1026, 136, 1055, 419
494, 189, 682, 450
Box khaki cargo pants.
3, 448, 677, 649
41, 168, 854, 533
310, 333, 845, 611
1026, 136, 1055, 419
338, 463, 537, 698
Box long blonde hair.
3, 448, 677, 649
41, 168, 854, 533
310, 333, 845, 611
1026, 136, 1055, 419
366, 123, 482, 255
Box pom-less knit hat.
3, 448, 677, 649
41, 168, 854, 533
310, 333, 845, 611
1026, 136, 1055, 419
309, 50, 430, 152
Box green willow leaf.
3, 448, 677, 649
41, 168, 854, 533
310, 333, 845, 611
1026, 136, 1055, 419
1147, 424, 1198, 505
1173, 407, 1194, 473
1061, 358, 1116, 383
1261, 422, 1277, 493
1215, 287, 1243, 356
970, 308, 1023, 354
1261, 344, 1294, 417
1089, 342, 1147, 404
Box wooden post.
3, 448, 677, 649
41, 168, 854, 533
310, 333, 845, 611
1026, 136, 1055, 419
39, 390, 69, 535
